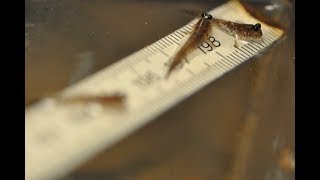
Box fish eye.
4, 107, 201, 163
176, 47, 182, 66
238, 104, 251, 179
253, 23, 261, 31
201, 13, 212, 20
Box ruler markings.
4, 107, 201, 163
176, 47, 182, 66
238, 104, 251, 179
167, 35, 180, 46
180, 28, 189, 35
265, 30, 278, 41
174, 31, 185, 38
227, 55, 242, 64
216, 52, 236, 67
156, 40, 167, 48
265, 27, 282, 37
155, 41, 166, 49
158, 39, 169, 48
235, 50, 249, 59
153, 42, 167, 54
223, 54, 239, 67
217, 54, 234, 68
243, 44, 257, 54
163, 37, 173, 46
210, 61, 224, 72
154, 46, 169, 57
236, 46, 253, 57
262, 33, 273, 44
250, 41, 264, 49
142, 48, 153, 57
148, 45, 159, 54
147, 46, 157, 54
216, 60, 229, 71
204, 62, 213, 69
170, 33, 181, 44
247, 43, 261, 51
184, 25, 193, 31
214, 60, 226, 70
231, 52, 245, 61
220, 59, 234, 70
241, 45, 255, 55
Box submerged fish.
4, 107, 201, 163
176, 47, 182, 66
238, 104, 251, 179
166, 13, 263, 78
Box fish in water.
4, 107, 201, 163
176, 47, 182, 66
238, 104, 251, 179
166, 13, 263, 78
166, 13, 213, 78
212, 18, 263, 47
42, 92, 126, 108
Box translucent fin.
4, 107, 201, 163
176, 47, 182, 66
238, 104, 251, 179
185, 47, 204, 62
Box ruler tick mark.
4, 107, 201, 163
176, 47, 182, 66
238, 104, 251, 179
180, 28, 189, 35
204, 62, 214, 69
174, 31, 184, 38
243, 45, 256, 55
217, 60, 230, 70
161, 37, 171, 46
167, 35, 180, 45
184, 25, 193, 31
247, 43, 261, 51
159, 40, 168, 48
143, 49, 153, 56
231, 52, 245, 61
181, 27, 192, 34
264, 32, 276, 42
170, 34, 181, 43
219, 59, 232, 69
262, 35, 273, 44
235, 50, 249, 59
243, 44, 256, 54
236, 46, 253, 57
216, 52, 236, 66
215, 51, 226, 59
264, 28, 281, 38
251, 41, 264, 49
153, 43, 169, 57
155, 41, 165, 49
227, 55, 241, 64
212, 62, 224, 72
187, 23, 195, 28
224, 56, 237, 66
147, 46, 157, 54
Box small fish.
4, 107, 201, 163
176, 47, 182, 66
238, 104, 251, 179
166, 13, 263, 78
212, 18, 263, 47
56, 93, 126, 107
166, 13, 213, 78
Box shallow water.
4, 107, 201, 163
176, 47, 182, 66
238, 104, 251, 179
26, 0, 295, 179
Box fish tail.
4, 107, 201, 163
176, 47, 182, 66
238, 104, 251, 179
165, 60, 176, 79
165, 53, 184, 79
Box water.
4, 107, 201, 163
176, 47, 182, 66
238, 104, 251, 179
25, 0, 222, 105
26, 0, 295, 179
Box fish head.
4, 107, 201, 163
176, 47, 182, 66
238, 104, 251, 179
201, 13, 212, 20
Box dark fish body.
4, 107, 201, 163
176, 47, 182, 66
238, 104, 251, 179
166, 13, 213, 78
212, 18, 263, 41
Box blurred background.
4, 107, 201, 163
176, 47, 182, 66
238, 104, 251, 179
25, 0, 295, 179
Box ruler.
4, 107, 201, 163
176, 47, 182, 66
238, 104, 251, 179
26, 1, 284, 180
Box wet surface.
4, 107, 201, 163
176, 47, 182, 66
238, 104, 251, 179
26, 0, 294, 179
